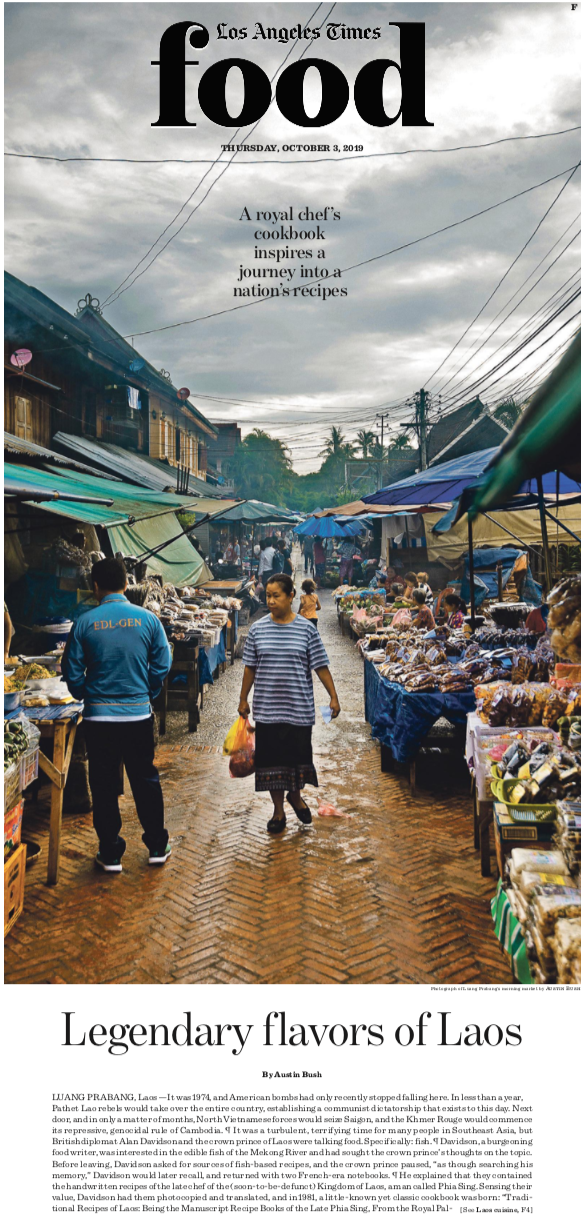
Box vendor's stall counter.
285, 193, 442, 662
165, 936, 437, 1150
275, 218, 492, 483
13, 704, 83, 886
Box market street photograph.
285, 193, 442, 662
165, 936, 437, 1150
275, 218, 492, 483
3, 3, 581, 986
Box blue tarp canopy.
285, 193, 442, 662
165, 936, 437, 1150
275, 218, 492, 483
295, 517, 363, 538
363, 447, 581, 508
460, 546, 541, 607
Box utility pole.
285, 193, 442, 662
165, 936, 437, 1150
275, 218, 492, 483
374, 412, 390, 489
400, 389, 431, 471
417, 388, 429, 470
375, 411, 390, 451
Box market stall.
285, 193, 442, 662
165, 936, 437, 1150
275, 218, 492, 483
471, 586, 580, 981
5, 658, 84, 886
4, 710, 39, 929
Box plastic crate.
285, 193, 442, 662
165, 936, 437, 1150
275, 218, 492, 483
490, 778, 557, 822
4, 798, 24, 860
20, 745, 39, 791
4, 762, 22, 815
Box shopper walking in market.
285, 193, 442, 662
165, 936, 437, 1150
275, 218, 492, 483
62, 558, 172, 873
338, 536, 356, 587
278, 538, 294, 577
257, 538, 276, 589
302, 535, 314, 575
313, 537, 326, 587
237, 573, 340, 833
299, 578, 321, 629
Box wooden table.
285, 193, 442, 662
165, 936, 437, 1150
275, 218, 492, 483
158, 646, 200, 735
23, 705, 83, 886
473, 788, 494, 877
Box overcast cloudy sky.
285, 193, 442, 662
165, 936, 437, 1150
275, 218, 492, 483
5, 3, 581, 471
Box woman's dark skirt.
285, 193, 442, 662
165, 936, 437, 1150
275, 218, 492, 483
254, 722, 318, 792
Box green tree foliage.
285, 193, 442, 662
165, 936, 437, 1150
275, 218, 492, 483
389, 432, 412, 452
226, 429, 294, 502
320, 425, 352, 458
356, 429, 375, 458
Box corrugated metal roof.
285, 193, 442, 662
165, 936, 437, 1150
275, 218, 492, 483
4, 431, 120, 478
53, 431, 222, 498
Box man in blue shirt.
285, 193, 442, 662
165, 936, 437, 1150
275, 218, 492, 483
62, 558, 172, 873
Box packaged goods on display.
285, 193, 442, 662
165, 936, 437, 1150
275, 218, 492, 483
347, 555, 581, 987
506, 846, 581, 983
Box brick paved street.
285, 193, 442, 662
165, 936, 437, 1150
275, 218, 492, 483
5, 568, 508, 985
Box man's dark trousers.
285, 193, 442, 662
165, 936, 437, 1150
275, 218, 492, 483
84, 718, 167, 862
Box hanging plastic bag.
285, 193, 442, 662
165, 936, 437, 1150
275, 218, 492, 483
229, 724, 255, 778
223, 715, 250, 756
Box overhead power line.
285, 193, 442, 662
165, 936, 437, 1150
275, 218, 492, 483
5, 125, 580, 165
436, 302, 581, 413
123, 162, 581, 339
424, 163, 580, 392
102, 2, 334, 309
435, 260, 580, 404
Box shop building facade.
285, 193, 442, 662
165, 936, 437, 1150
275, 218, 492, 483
4, 272, 217, 481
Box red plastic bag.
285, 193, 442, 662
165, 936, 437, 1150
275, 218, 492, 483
228, 723, 255, 778
317, 802, 352, 819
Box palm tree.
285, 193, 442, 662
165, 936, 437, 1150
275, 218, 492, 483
493, 398, 522, 431
320, 425, 348, 458
389, 432, 412, 452
356, 429, 375, 459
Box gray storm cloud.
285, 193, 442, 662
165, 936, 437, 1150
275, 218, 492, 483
4, 3, 580, 470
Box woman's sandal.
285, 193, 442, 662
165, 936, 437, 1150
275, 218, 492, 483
267, 811, 287, 834
285, 793, 312, 824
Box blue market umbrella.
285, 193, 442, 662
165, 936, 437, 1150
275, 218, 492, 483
295, 516, 363, 538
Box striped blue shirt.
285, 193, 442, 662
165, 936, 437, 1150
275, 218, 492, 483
242, 614, 330, 725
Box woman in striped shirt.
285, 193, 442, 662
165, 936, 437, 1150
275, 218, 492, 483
239, 574, 340, 833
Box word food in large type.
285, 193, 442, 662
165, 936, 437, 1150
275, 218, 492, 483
152, 21, 433, 129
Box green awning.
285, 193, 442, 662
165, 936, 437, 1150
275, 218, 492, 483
107, 515, 212, 587
468, 332, 581, 517
207, 499, 297, 524
5, 462, 195, 526
5, 461, 212, 586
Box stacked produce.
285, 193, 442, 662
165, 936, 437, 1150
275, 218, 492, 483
13, 663, 53, 682
4, 676, 25, 693
126, 581, 239, 647
4, 721, 29, 772
505, 847, 581, 983
42, 536, 103, 575
368, 629, 511, 694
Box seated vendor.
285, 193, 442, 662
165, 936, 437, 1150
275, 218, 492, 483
411, 588, 436, 631
416, 571, 434, 605
444, 593, 467, 629
525, 604, 548, 634
388, 581, 407, 604
403, 571, 419, 599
